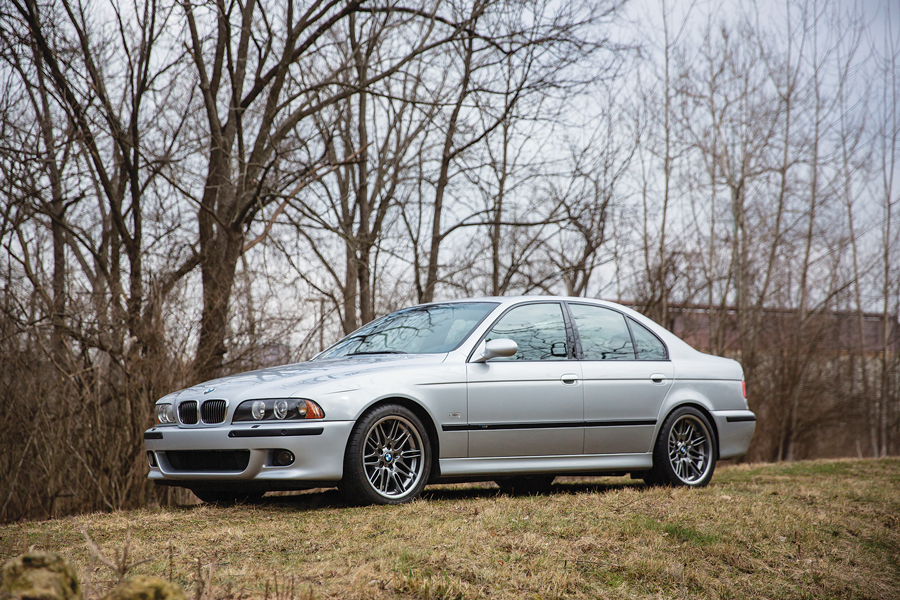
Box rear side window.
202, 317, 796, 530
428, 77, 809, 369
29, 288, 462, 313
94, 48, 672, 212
569, 304, 634, 360
486, 303, 569, 361
629, 318, 668, 360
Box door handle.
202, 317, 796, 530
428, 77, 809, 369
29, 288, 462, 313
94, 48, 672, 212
650, 373, 667, 384
561, 373, 579, 385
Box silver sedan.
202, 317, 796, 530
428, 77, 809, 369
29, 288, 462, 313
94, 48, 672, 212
144, 297, 756, 504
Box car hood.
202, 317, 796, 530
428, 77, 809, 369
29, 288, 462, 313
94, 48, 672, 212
167, 353, 449, 402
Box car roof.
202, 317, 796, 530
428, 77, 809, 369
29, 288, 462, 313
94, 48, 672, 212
422, 295, 629, 310
421, 295, 693, 354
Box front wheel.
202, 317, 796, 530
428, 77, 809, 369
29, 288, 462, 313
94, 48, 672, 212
340, 404, 432, 505
646, 407, 717, 487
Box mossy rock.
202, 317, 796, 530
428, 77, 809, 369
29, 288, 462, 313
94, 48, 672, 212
0, 552, 81, 600
100, 576, 185, 600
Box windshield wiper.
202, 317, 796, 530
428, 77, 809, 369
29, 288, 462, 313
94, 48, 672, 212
347, 350, 407, 356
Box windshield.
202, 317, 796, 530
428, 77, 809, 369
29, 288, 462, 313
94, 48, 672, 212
315, 302, 498, 359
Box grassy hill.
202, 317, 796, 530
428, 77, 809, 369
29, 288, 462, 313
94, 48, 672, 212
2, 459, 898, 599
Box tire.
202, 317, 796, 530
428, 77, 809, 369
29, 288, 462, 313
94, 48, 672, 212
645, 406, 717, 487
495, 475, 555, 496
191, 489, 265, 505
340, 404, 432, 505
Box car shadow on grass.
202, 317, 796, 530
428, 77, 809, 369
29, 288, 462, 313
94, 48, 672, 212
421, 478, 646, 501
180, 477, 649, 512
549, 478, 648, 496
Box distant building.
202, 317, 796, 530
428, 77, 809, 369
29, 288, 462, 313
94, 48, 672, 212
618, 301, 900, 356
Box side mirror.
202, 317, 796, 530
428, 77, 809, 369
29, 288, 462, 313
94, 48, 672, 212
472, 338, 518, 363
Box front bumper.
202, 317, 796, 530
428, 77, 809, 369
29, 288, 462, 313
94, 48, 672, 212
144, 421, 355, 485
710, 409, 757, 459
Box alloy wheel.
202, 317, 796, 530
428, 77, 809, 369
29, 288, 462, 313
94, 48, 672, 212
362, 415, 425, 498
667, 414, 712, 484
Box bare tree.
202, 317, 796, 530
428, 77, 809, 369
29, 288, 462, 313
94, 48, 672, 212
415, 0, 618, 303
282, 8, 447, 334
873, 1, 900, 457
541, 96, 635, 297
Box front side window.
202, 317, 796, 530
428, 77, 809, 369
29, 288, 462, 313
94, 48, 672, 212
316, 302, 498, 358
485, 303, 569, 361
569, 304, 635, 360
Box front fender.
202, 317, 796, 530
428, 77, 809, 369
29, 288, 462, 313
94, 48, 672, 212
302, 363, 469, 459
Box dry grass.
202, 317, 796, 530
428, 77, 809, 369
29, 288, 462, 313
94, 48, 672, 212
2, 459, 898, 600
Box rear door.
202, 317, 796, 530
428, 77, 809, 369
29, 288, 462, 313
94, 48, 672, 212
567, 303, 673, 455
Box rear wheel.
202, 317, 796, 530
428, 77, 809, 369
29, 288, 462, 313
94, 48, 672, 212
645, 406, 717, 487
340, 404, 432, 505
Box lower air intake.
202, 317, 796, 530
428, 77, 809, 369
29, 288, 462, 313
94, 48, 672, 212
165, 450, 250, 472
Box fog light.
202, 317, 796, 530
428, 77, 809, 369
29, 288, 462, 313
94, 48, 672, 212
147, 451, 158, 468
273, 450, 295, 466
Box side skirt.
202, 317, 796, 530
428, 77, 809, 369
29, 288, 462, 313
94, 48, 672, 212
437, 453, 653, 478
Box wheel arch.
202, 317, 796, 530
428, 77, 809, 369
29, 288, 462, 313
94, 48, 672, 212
660, 401, 721, 460
348, 396, 442, 480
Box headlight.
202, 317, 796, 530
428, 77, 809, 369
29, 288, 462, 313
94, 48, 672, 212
251, 400, 265, 420
232, 399, 324, 422
274, 399, 289, 419
155, 403, 177, 425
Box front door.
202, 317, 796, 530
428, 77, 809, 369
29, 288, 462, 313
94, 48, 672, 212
466, 302, 583, 458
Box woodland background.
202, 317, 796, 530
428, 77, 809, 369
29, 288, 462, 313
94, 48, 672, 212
0, 0, 898, 522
